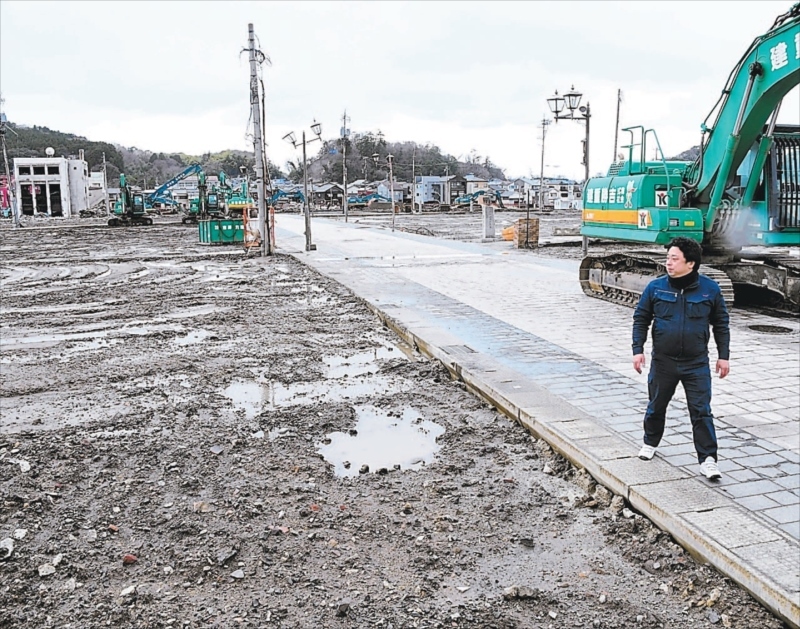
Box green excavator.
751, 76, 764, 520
579, 3, 800, 315
108, 174, 153, 227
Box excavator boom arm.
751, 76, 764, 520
688, 4, 799, 205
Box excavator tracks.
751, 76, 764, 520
717, 252, 800, 316
579, 251, 735, 309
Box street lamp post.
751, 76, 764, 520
373, 153, 397, 231
547, 85, 591, 256
538, 117, 551, 212
283, 120, 322, 252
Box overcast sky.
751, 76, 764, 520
1, 1, 797, 180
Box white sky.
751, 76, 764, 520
1, 1, 798, 180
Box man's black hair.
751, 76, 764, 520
666, 237, 702, 272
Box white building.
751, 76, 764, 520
414, 175, 451, 206
14, 154, 90, 217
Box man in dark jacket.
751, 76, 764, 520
632, 237, 730, 480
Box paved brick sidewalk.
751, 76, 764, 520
273, 214, 800, 627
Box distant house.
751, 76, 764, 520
309, 182, 344, 207
376, 180, 408, 204
446, 175, 466, 204
414, 175, 453, 207
463, 174, 489, 195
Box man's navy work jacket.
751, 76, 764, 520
632, 273, 730, 362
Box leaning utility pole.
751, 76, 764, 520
248, 23, 271, 256
613, 89, 622, 161
538, 117, 550, 211
341, 110, 349, 223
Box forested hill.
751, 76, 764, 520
3, 124, 261, 188
5, 124, 125, 174
4, 122, 508, 189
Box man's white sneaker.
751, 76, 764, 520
700, 458, 721, 480
638, 445, 656, 460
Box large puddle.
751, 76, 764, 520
222, 374, 412, 417
323, 346, 399, 378
222, 341, 416, 418
316, 405, 444, 477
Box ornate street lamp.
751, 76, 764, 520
283, 120, 323, 251
547, 85, 591, 256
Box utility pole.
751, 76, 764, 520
341, 110, 349, 223
0, 102, 20, 228
248, 22, 270, 256
613, 89, 622, 161
388, 154, 396, 231
102, 152, 110, 215
411, 148, 416, 212
538, 117, 550, 211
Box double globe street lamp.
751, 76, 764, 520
547, 85, 591, 255
372, 153, 397, 231
283, 120, 322, 251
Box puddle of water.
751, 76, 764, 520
317, 405, 444, 477
0, 323, 186, 349
323, 346, 399, 378
223, 373, 413, 416
0, 330, 110, 348
63, 338, 119, 355
165, 305, 226, 320
268, 375, 411, 408
173, 330, 212, 346
224, 379, 269, 419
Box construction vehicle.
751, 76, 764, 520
268, 189, 305, 206
108, 174, 153, 227
454, 189, 505, 209
146, 164, 202, 209
226, 179, 256, 216
346, 192, 391, 208
183, 171, 226, 224
579, 4, 800, 315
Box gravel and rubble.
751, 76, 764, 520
0, 219, 788, 628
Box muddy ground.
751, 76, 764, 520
0, 217, 787, 628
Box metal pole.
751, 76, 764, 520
102, 152, 110, 215
248, 23, 270, 256
1, 122, 20, 228
582, 103, 590, 257
342, 110, 348, 223
302, 131, 312, 251
389, 156, 396, 231
613, 89, 622, 162
539, 117, 549, 211
411, 148, 415, 212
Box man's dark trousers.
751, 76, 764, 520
643, 356, 717, 464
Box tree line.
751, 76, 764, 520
5, 123, 507, 190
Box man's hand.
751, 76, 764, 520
716, 359, 730, 379
633, 354, 646, 374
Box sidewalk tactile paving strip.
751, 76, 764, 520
681, 507, 783, 548
633, 478, 734, 513
735, 540, 800, 593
